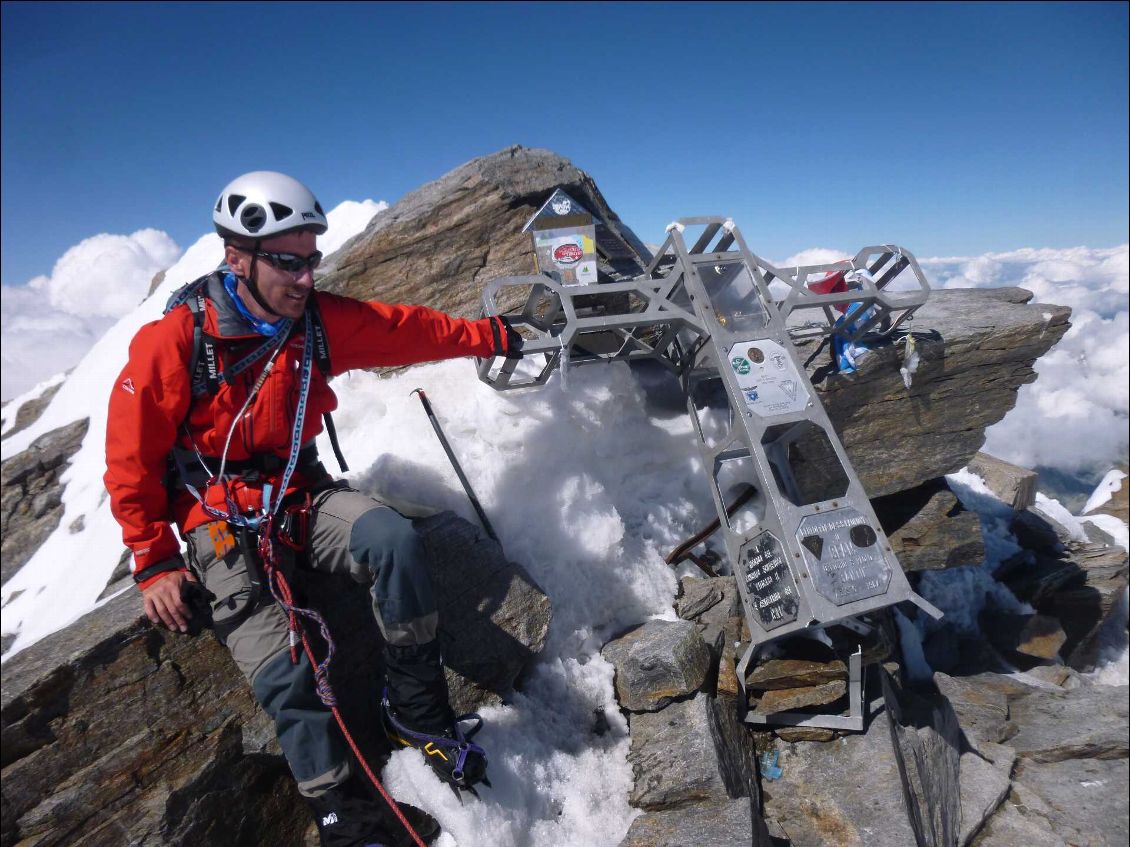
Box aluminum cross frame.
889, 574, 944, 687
477, 217, 942, 729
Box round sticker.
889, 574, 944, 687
748, 346, 765, 364
731, 357, 751, 375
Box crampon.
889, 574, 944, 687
381, 691, 491, 800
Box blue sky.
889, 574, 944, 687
2, 1, 1127, 286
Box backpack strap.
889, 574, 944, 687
307, 296, 332, 376
166, 273, 223, 397
186, 292, 223, 397
306, 298, 349, 473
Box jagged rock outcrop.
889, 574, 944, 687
1, 418, 88, 587
318, 150, 1070, 503
1, 511, 549, 847
316, 145, 653, 319
600, 611, 770, 844
1001, 507, 1128, 671
650, 505, 1127, 847
941, 668, 1129, 846
619, 797, 760, 847
873, 477, 986, 571
979, 612, 1068, 663
759, 700, 922, 847
800, 287, 1071, 498
967, 452, 1039, 511
601, 620, 712, 713
410, 511, 552, 712
627, 693, 760, 811
754, 669, 1129, 847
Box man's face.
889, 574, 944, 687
225, 229, 318, 321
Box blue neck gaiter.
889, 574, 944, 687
223, 272, 283, 337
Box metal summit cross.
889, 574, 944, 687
477, 207, 943, 730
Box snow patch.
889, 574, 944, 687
1082, 468, 1127, 515
1082, 514, 1129, 552
0, 372, 66, 437
1033, 492, 1089, 542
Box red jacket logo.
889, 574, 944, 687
553, 243, 583, 265
121, 378, 136, 395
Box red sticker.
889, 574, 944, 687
553, 243, 583, 265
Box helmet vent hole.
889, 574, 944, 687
314, 201, 324, 216
214, 197, 223, 213
240, 204, 266, 232
227, 194, 246, 216
269, 202, 293, 222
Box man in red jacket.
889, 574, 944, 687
105, 171, 518, 846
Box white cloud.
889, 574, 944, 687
0, 200, 388, 402
922, 245, 1129, 319
29, 229, 181, 318
1, 229, 182, 400
776, 247, 850, 268
920, 245, 1129, 476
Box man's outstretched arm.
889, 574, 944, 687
317, 294, 518, 373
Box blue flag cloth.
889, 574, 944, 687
832, 301, 875, 374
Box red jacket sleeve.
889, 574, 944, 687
104, 313, 193, 588
315, 293, 509, 374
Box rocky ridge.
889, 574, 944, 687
600, 455, 1127, 846
1, 145, 1119, 847
0, 417, 88, 592
1, 511, 548, 847
316, 144, 653, 319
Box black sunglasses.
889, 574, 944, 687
236, 247, 322, 272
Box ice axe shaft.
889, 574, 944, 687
411, 388, 499, 543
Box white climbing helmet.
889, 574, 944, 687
212, 171, 328, 239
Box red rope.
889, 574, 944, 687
261, 534, 428, 847
297, 616, 428, 847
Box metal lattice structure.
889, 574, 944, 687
477, 216, 942, 729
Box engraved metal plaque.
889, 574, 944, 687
797, 507, 891, 606
740, 531, 799, 629
726, 339, 811, 417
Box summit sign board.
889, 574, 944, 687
523, 189, 598, 286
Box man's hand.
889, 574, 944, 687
500, 316, 525, 359
141, 570, 198, 633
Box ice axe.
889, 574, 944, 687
411, 388, 499, 543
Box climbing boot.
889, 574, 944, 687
381, 689, 489, 796
305, 777, 439, 847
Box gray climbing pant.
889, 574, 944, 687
186, 485, 437, 797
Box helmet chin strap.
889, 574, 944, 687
239, 239, 286, 319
